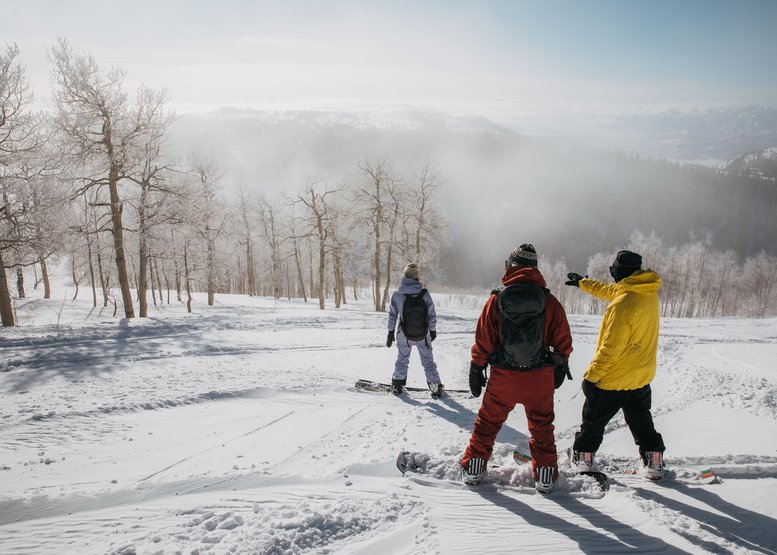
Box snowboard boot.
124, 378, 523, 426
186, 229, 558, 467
460, 457, 486, 485
428, 382, 444, 400
643, 451, 664, 480
534, 466, 556, 494
390, 379, 406, 396
572, 450, 596, 472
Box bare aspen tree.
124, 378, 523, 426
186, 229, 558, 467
741, 251, 777, 317
29, 174, 69, 300
126, 89, 174, 317
50, 39, 167, 319
357, 160, 392, 312
0, 44, 45, 326
190, 161, 226, 306
259, 198, 284, 299
327, 198, 352, 308
393, 164, 449, 284
82, 195, 98, 307
166, 189, 199, 313
410, 164, 445, 262
288, 213, 308, 302
708, 250, 738, 317
380, 179, 403, 311
238, 191, 258, 297
296, 183, 341, 310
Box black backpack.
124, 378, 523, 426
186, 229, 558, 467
488, 284, 547, 369
401, 289, 429, 340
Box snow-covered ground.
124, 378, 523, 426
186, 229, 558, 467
1, 285, 777, 554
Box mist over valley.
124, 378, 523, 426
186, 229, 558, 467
170, 106, 777, 287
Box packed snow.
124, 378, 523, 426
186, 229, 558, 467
2, 278, 777, 554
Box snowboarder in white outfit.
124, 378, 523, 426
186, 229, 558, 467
386, 264, 443, 399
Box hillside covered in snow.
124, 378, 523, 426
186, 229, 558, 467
1, 280, 776, 554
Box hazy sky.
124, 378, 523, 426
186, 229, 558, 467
3, 0, 777, 118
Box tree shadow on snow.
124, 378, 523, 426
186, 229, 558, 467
628, 482, 777, 554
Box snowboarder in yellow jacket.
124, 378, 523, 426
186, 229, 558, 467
565, 250, 666, 480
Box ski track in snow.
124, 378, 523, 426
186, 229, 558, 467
1, 294, 777, 554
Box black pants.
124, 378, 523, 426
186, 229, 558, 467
573, 380, 665, 456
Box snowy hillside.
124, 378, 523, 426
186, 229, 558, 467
1, 286, 777, 554
726, 146, 777, 179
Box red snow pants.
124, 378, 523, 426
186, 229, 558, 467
461, 366, 557, 479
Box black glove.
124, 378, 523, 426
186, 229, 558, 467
565, 272, 586, 287
430, 330, 437, 342
469, 362, 487, 397
553, 362, 572, 389
386, 330, 395, 348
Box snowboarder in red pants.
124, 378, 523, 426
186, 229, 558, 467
461, 244, 573, 493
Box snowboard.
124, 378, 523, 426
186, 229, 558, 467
561, 448, 610, 490
586, 447, 719, 485
355, 379, 469, 395
578, 470, 610, 490
513, 448, 610, 491
396, 450, 607, 496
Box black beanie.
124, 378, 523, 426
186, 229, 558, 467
506, 244, 538, 268
610, 250, 642, 281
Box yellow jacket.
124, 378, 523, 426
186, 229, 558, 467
580, 270, 661, 390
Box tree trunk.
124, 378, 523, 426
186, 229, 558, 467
175, 266, 182, 302
138, 224, 149, 317
71, 258, 79, 300
184, 245, 193, 313
16, 268, 25, 299
246, 239, 256, 297
149, 254, 158, 308
0, 249, 15, 326
108, 165, 135, 318
97, 250, 109, 308
155, 258, 163, 306
373, 230, 381, 311
163, 271, 171, 304
333, 252, 342, 308
294, 238, 307, 302
317, 224, 326, 310
381, 250, 392, 311
87, 241, 97, 308
207, 234, 216, 306
308, 246, 314, 301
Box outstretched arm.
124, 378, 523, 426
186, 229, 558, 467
580, 278, 619, 302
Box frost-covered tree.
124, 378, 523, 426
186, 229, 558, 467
295, 182, 342, 310
740, 251, 777, 318
50, 39, 169, 319
0, 43, 48, 326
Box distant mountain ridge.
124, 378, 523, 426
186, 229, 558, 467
205, 107, 514, 134
726, 146, 777, 179
510, 105, 777, 166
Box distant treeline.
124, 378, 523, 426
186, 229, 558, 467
542, 231, 777, 318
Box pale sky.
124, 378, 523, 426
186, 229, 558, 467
3, 0, 777, 119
